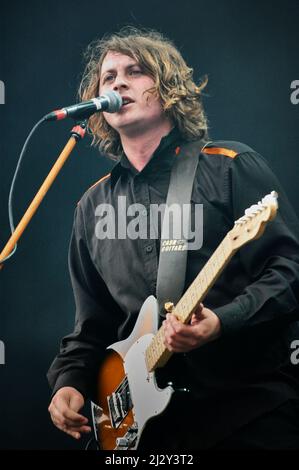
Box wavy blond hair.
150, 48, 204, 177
79, 27, 208, 159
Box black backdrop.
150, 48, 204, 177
0, 0, 299, 450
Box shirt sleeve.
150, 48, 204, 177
214, 151, 299, 335
47, 202, 125, 400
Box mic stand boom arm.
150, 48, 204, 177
0, 121, 87, 268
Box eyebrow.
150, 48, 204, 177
100, 63, 141, 81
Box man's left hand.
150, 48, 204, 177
163, 303, 221, 353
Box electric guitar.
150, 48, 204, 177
91, 191, 278, 450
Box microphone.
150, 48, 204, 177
44, 91, 123, 121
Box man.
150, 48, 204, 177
47, 27, 299, 449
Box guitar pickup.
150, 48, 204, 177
107, 376, 133, 428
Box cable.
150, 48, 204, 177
84, 436, 100, 450
1, 116, 46, 264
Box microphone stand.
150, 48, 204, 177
0, 120, 87, 268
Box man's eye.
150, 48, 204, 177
103, 75, 114, 83
130, 69, 142, 75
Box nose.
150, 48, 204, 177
113, 74, 129, 91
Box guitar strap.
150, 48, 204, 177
156, 139, 207, 319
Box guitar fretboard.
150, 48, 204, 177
145, 234, 234, 372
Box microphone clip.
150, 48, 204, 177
70, 120, 88, 141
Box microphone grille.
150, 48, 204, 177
105, 91, 123, 113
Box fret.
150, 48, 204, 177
222, 235, 230, 260
157, 330, 164, 350
194, 276, 201, 292
211, 253, 219, 277
200, 269, 207, 290
215, 249, 220, 269
205, 265, 212, 286
151, 341, 157, 357
218, 242, 226, 264
185, 293, 192, 312
207, 261, 215, 282
214, 249, 221, 269
155, 337, 160, 352
205, 267, 210, 287
146, 346, 153, 363
225, 236, 232, 258
220, 242, 227, 264
210, 257, 217, 277
220, 240, 227, 259
150, 348, 155, 364
182, 282, 196, 312
147, 352, 153, 369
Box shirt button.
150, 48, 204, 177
146, 245, 153, 253
142, 209, 147, 216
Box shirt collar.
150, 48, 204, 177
110, 127, 183, 184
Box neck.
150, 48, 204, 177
120, 122, 173, 172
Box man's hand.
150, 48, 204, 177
48, 386, 91, 440
163, 303, 221, 353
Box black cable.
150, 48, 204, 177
2, 116, 47, 264
84, 436, 99, 450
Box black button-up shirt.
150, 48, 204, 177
48, 129, 299, 447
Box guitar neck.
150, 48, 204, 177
145, 233, 235, 372
145, 190, 279, 372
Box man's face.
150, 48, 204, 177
99, 51, 169, 136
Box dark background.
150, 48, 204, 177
0, 0, 298, 450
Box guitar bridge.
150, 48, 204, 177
115, 423, 138, 450
107, 376, 133, 428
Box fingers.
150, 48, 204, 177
162, 305, 206, 352
162, 304, 221, 353
49, 403, 91, 439
52, 416, 91, 440
49, 402, 87, 428
58, 402, 87, 424
165, 313, 191, 337
163, 314, 197, 352
48, 388, 91, 440
192, 302, 204, 317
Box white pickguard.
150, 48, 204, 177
91, 295, 174, 450
123, 334, 173, 448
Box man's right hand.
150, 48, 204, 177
48, 386, 91, 440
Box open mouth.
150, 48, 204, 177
122, 97, 134, 107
